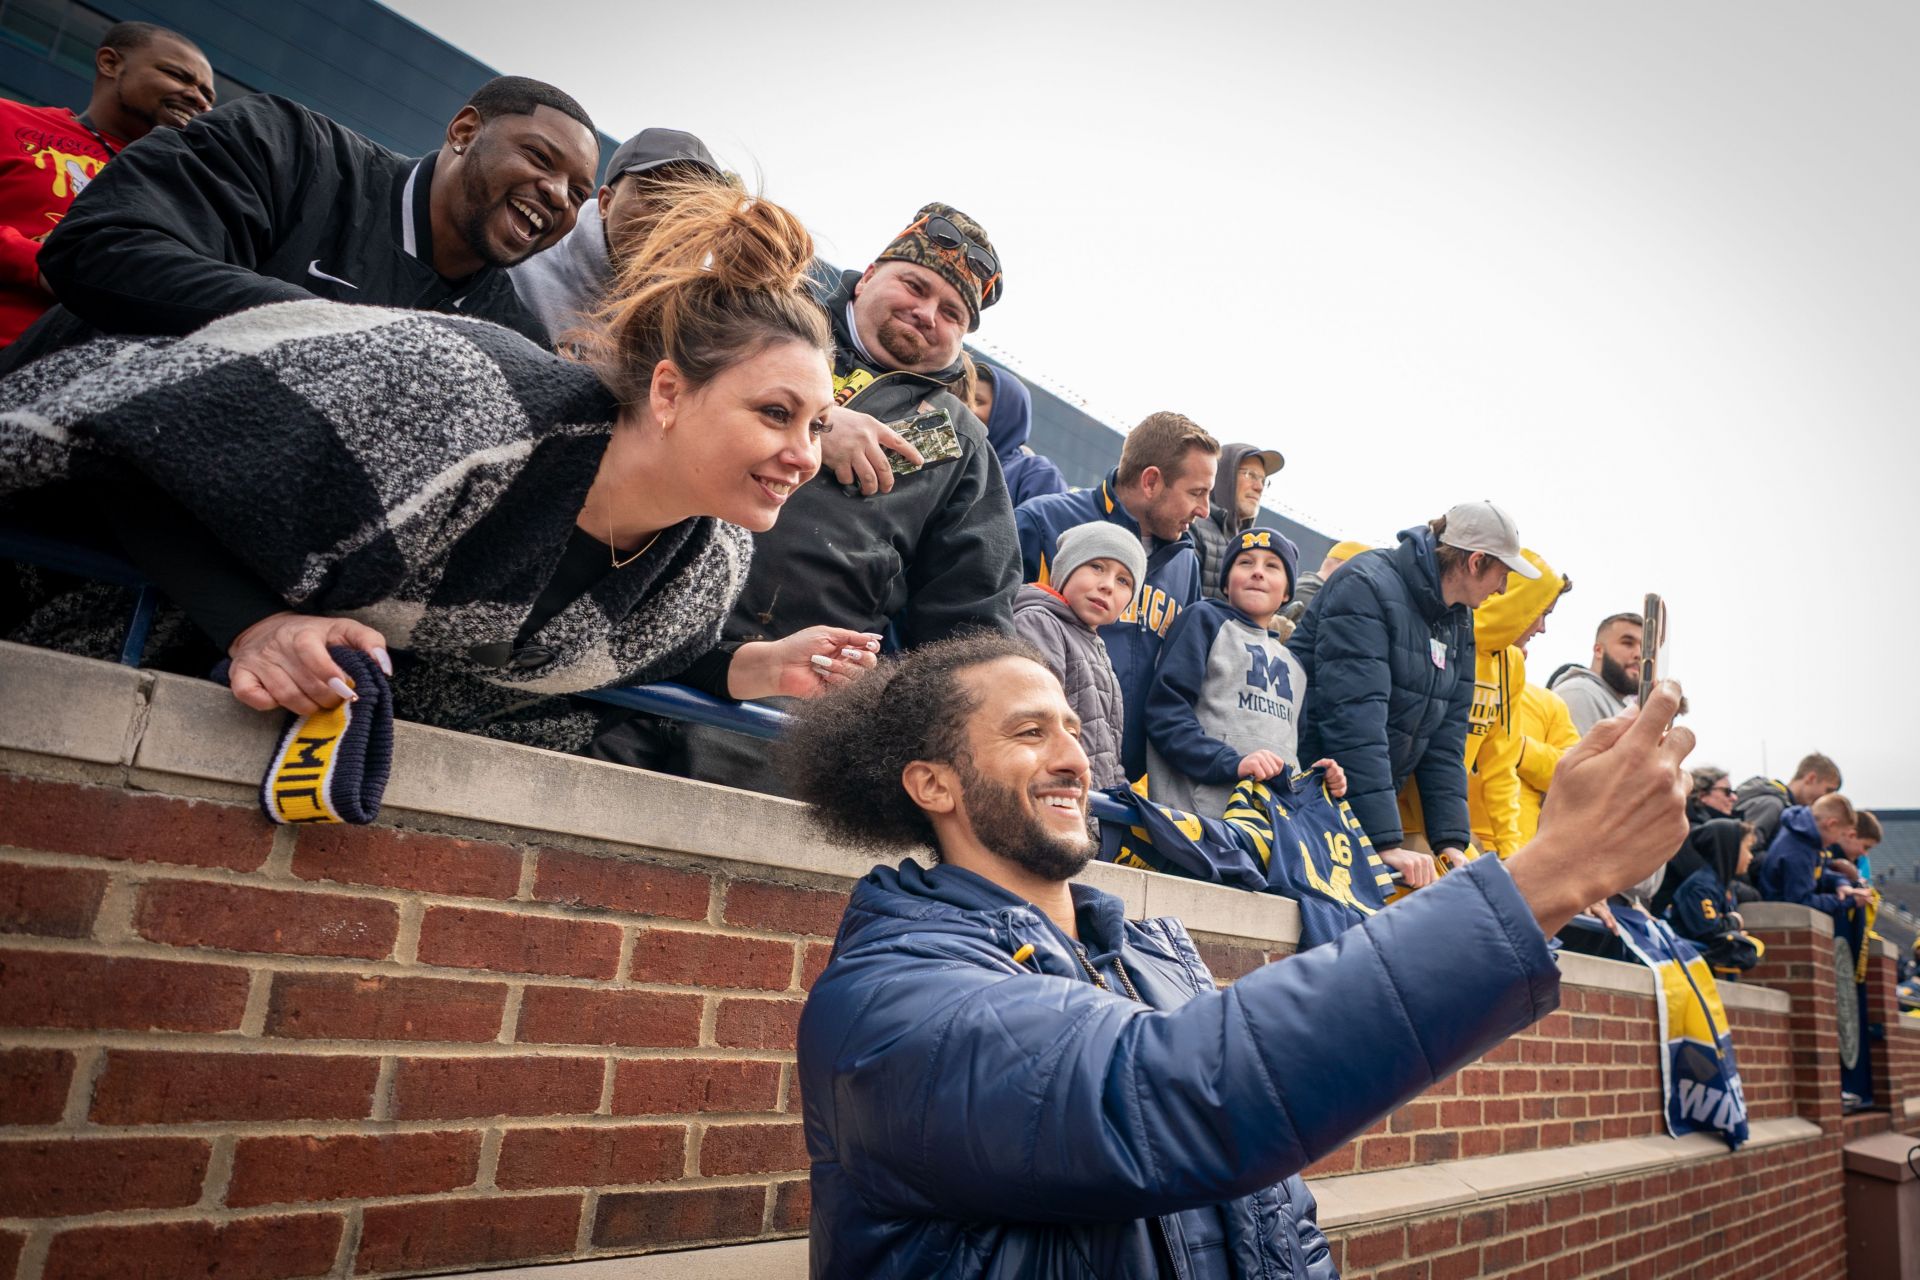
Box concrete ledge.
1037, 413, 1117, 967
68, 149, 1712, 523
0, 641, 149, 765
1740, 901, 1835, 937
1, 644, 1310, 948
1553, 950, 1653, 997
1719, 981, 1793, 1015
446, 1239, 806, 1280
430, 1121, 1826, 1278
1307, 1116, 1822, 1230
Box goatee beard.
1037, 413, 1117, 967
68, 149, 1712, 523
955, 760, 1094, 883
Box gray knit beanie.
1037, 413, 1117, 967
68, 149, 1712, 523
1051, 522, 1148, 603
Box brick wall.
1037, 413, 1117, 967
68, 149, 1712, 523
1, 773, 837, 1279
0, 646, 1892, 1280
1746, 913, 1842, 1132
1306, 985, 1664, 1179
1325, 1131, 1845, 1280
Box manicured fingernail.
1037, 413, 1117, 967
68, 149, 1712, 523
810, 654, 834, 669
865, 639, 880, 650
373, 647, 393, 676
840, 648, 862, 659
328, 677, 358, 703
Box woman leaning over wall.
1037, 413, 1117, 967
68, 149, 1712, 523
0, 181, 877, 750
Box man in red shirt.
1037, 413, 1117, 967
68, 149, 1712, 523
0, 21, 213, 344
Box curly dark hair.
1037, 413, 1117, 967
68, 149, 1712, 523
778, 633, 1051, 851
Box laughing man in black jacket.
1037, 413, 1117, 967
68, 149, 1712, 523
2, 75, 597, 371
613, 202, 1021, 793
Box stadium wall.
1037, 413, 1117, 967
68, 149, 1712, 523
0, 640, 1908, 1279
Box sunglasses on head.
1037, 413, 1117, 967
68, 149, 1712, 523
908, 214, 1002, 304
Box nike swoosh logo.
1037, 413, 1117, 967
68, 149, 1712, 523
307, 260, 357, 290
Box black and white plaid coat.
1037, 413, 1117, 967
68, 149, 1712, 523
0, 300, 753, 750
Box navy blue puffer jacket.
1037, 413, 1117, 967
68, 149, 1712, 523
799, 855, 1560, 1278
1289, 525, 1477, 850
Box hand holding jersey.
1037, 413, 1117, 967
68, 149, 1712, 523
1509, 679, 1695, 935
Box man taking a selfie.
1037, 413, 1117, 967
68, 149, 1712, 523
784, 633, 1694, 1279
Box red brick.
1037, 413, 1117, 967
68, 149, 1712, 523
226, 1131, 482, 1206
611, 1058, 782, 1115
700, 1121, 807, 1176
715, 997, 804, 1049
1409, 1217, 1460, 1253
292, 823, 520, 898
265, 972, 507, 1042
593, 1184, 767, 1249
390, 1056, 603, 1120
1193, 939, 1270, 982
90, 1051, 378, 1124
0, 776, 271, 871
133, 881, 397, 960
772, 1178, 810, 1232
801, 941, 832, 990
0, 861, 107, 937
42, 1213, 342, 1280
516, 986, 702, 1047
0, 1137, 209, 1216
356, 1194, 581, 1272
496, 1124, 686, 1189
1344, 1225, 1407, 1267
630, 928, 794, 990
533, 849, 710, 920
721, 880, 849, 936
418, 906, 621, 979
0, 1046, 73, 1123
0, 948, 249, 1032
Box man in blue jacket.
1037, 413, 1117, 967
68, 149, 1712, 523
1289, 502, 1536, 888
1017, 410, 1218, 778
784, 633, 1696, 1279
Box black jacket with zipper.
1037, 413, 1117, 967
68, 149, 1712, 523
2, 94, 546, 373
723, 269, 1018, 647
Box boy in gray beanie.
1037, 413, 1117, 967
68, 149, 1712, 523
1012, 522, 1145, 789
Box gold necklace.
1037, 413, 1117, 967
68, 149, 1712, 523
605, 501, 662, 570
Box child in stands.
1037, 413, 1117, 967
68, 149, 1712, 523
1147, 527, 1344, 817
1664, 818, 1762, 973
1011, 522, 1144, 790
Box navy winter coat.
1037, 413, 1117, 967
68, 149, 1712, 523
1288, 525, 1477, 850
1017, 470, 1203, 779
1757, 805, 1849, 917
799, 855, 1560, 1278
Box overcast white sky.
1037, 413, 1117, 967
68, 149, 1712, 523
392, 0, 1917, 805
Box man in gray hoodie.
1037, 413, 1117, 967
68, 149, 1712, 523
1549, 611, 1642, 735
510, 127, 722, 339
1190, 442, 1283, 601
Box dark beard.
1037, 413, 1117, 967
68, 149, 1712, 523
456, 138, 526, 270
874, 316, 932, 368
955, 759, 1093, 883
1599, 653, 1637, 698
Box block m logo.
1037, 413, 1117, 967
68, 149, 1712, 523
1244, 645, 1293, 697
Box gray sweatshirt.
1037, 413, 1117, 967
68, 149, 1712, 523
508, 200, 613, 342
1548, 665, 1627, 737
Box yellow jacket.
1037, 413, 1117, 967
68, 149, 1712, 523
1513, 682, 1577, 845
1398, 548, 1565, 859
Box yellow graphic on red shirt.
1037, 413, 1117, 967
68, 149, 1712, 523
31, 147, 105, 199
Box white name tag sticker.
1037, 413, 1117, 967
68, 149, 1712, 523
1430, 638, 1447, 669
